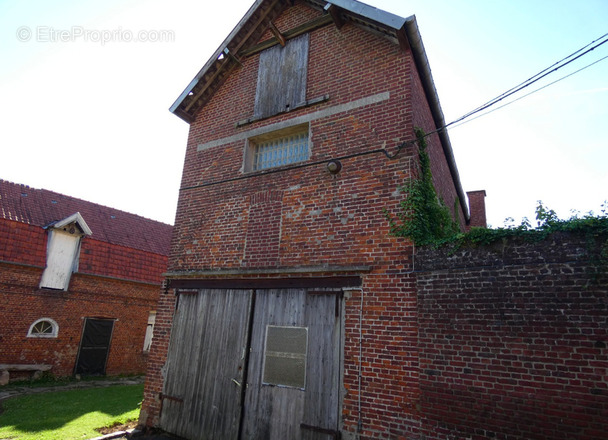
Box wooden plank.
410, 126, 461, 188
325, 4, 345, 30
396, 26, 411, 53
240, 289, 307, 439
241, 289, 341, 439
183, 0, 284, 114
39, 231, 80, 290
0, 364, 52, 371
160, 289, 253, 440
236, 94, 330, 127
253, 33, 309, 119
269, 21, 286, 47
240, 14, 333, 58
169, 276, 362, 290
301, 423, 341, 439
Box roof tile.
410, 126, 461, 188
0, 179, 172, 256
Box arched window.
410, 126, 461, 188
27, 318, 59, 338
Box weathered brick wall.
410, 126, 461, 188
0, 218, 168, 378
142, 3, 467, 438
141, 2, 464, 438
0, 219, 167, 284
410, 63, 465, 227
416, 232, 608, 439
0, 262, 160, 376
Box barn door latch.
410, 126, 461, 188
231, 378, 242, 387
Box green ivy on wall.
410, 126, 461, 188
387, 127, 608, 274
386, 127, 459, 246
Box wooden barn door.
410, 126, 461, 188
241, 289, 342, 440
160, 289, 253, 440
160, 287, 341, 440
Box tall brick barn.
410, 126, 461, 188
0, 180, 172, 382
140, 1, 484, 438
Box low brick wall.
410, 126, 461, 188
415, 231, 608, 439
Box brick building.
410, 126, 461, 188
140, 1, 484, 439
0, 179, 172, 381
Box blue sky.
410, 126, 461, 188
1, 0, 606, 227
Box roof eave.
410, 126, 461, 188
404, 17, 469, 221
169, 0, 268, 122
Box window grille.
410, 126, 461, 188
253, 131, 309, 171
262, 325, 308, 389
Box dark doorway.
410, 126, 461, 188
74, 318, 114, 376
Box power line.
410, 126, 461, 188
399, 32, 608, 150
444, 32, 608, 129
450, 32, 608, 124
449, 53, 608, 130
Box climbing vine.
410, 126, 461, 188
387, 127, 459, 246
387, 128, 608, 271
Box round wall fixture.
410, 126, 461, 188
327, 160, 342, 174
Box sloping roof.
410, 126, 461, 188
0, 179, 172, 256
169, 0, 468, 219
170, 0, 415, 123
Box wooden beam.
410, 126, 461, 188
240, 14, 333, 57
396, 26, 411, 53
184, 57, 230, 112
170, 276, 362, 290
231, 0, 284, 54
325, 4, 345, 30
236, 94, 330, 127
268, 21, 286, 47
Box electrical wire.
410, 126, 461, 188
402, 32, 608, 150
449, 53, 608, 131
445, 32, 608, 129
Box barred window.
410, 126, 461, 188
246, 123, 310, 172
254, 132, 308, 171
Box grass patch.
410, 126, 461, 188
0, 384, 143, 440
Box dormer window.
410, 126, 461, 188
40, 212, 92, 291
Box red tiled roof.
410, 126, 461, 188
0, 179, 172, 256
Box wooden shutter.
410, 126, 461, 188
254, 33, 309, 119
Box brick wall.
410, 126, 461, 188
0, 219, 166, 284
141, 2, 466, 438
411, 63, 465, 227
416, 231, 608, 439
0, 218, 168, 377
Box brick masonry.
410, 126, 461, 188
416, 232, 608, 439
140, 2, 466, 439
1, 214, 170, 378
